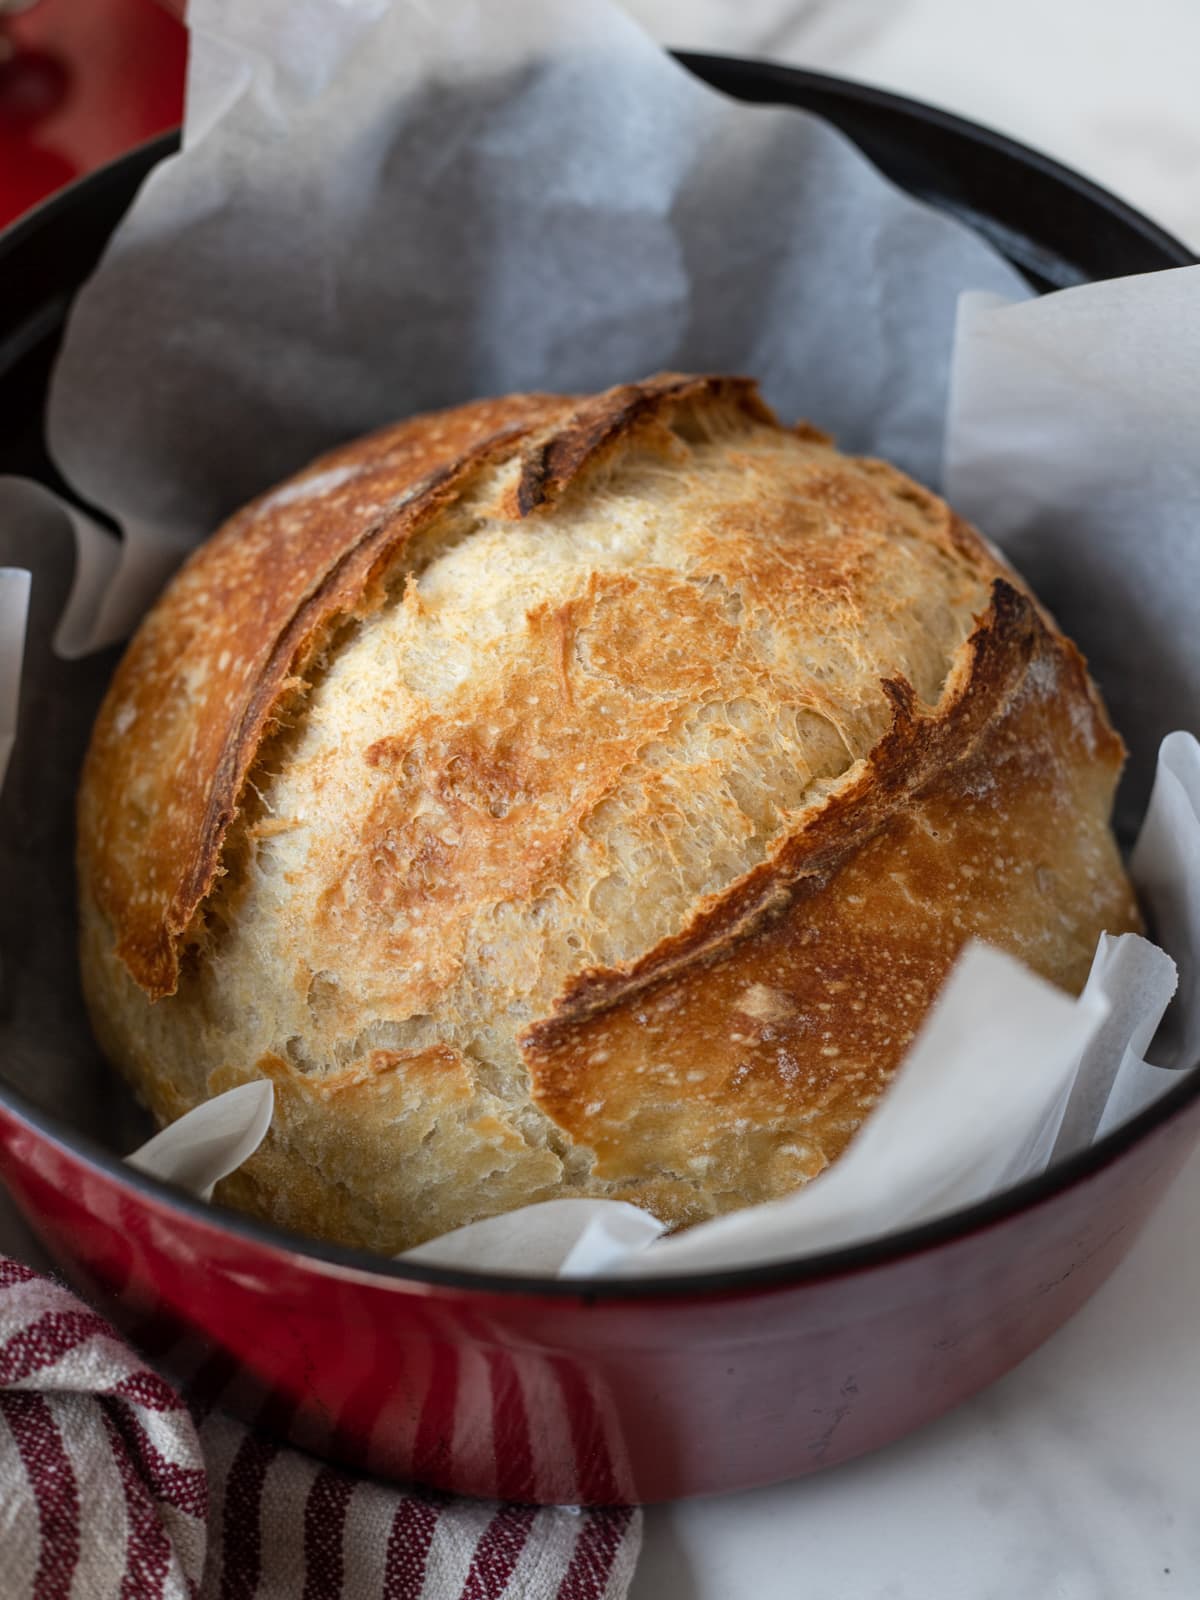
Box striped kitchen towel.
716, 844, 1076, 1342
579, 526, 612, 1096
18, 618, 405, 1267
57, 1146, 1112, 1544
0, 1258, 640, 1598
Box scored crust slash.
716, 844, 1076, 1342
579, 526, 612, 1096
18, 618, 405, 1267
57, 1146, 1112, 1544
76, 373, 1140, 1254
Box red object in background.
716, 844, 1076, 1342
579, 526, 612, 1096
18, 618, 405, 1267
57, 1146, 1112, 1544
0, 0, 186, 229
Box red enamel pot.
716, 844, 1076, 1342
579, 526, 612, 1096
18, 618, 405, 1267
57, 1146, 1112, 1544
0, 59, 1195, 1504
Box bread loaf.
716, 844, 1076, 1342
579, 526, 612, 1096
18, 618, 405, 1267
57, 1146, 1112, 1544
77, 374, 1140, 1253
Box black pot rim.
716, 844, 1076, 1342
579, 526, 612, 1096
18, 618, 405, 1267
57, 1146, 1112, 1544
0, 58, 1196, 1304
677, 52, 1195, 271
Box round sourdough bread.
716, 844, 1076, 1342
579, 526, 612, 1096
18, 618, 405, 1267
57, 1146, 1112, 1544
77, 373, 1140, 1253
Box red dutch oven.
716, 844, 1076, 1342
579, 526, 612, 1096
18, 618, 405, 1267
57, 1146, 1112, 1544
0, 58, 1196, 1506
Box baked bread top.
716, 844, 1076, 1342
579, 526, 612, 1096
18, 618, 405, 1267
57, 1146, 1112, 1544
77, 374, 1139, 1251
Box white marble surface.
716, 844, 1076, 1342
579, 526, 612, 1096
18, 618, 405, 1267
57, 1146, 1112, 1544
620, 5, 1200, 1594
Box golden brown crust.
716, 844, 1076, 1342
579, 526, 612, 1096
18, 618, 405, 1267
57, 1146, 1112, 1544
77, 373, 1140, 1252
513, 373, 775, 515
77, 392, 575, 998
522, 578, 1046, 1043
520, 593, 1137, 1206
78, 374, 775, 1001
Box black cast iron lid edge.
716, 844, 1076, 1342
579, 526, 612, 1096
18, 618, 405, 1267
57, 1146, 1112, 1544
677, 52, 1196, 274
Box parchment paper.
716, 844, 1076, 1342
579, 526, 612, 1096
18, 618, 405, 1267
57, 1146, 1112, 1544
2, 0, 1199, 1278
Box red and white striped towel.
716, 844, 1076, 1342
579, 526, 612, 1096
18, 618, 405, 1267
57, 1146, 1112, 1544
0, 1259, 641, 1599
